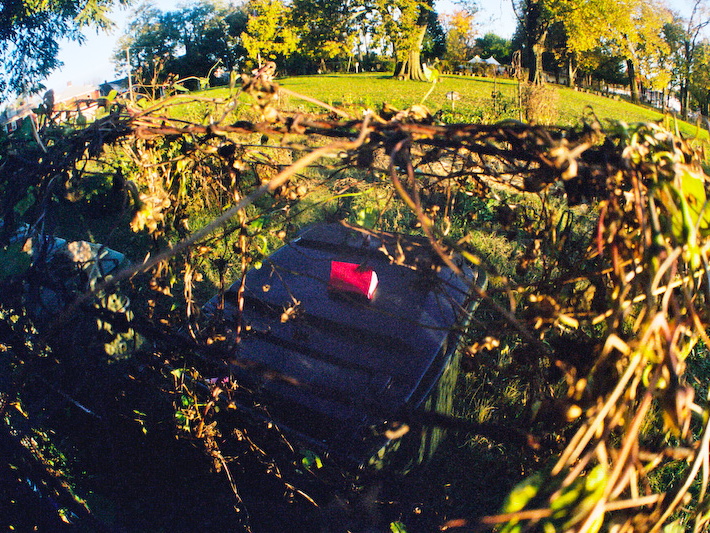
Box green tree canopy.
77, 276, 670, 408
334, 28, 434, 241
512, 0, 554, 84
663, 0, 710, 118
0, 0, 127, 96
576, 46, 626, 86
475, 33, 512, 64
115, 1, 247, 85
442, 10, 477, 66
290, 0, 360, 72
241, 0, 299, 69
421, 7, 446, 64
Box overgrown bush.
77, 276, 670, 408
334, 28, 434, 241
521, 82, 560, 125
2, 68, 710, 533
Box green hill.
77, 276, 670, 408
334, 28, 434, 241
207, 72, 707, 139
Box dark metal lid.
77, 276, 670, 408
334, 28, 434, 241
207, 222, 485, 466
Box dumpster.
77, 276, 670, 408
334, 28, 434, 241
205, 222, 487, 473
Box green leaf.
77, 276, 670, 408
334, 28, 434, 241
662, 520, 686, 533
677, 164, 710, 235
13, 186, 36, 216
300, 449, 323, 469
389, 521, 407, 533
180, 394, 193, 407
500, 471, 543, 514
0, 243, 32, 280
249, 216, 266, 231
355, 207, 378, 229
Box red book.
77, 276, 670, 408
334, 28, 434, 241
328, 261, 378, 299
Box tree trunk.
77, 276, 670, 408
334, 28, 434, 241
699, 92, 709, 119
530, 39, 546, 85
566, 53, 577, 88
626, 58, 639, 104
393, 24, 428, 81
680, 40, 693, 120
680, 80, 690, 120
523, 0, 548, 85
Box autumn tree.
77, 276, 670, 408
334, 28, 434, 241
690, 40, 710, 116
241, 0, 299, 69
515, 0, 615, 87
373, 0, 438, 81
0, 0, 126, 97
441, 10, 477, 66
115, 1, 248, 83
600, 0, 671, 103
290, 0, 361, 73
513, 0, 672, 98
664, 0, 710, 119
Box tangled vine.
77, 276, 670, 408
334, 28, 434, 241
1, 67, 710, 532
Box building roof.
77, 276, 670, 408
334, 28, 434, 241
53, 83, 99, 105
99, 78, 129, 96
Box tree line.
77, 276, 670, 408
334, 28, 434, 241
514, 0, 710, 118
1, 0, 709, 118
110, 0, 710, 118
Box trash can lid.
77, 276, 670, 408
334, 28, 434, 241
206, 222, 485, 465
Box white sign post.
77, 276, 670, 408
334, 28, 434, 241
446, 91, 461, 111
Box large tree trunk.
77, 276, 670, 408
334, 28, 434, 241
566, 53, 577, 88
680, 40, 692, 120
393, 24, 428, 81
680, 80, 690, 120
530, 39, 546, 85
626, 58, 639, 104
523, 0, 548, 85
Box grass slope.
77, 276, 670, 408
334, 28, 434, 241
203, 72, 706, 139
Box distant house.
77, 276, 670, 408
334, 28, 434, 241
99, 77, 129, 97
1, 80, 112, 135
0, 98, 39, 135
51, 82, 101, 122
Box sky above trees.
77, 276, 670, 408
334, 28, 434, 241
42, 0, 517, 89
31, 0, 710, 91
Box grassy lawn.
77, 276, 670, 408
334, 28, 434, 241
201, 72, 708, 140
279, 72, 518, 111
